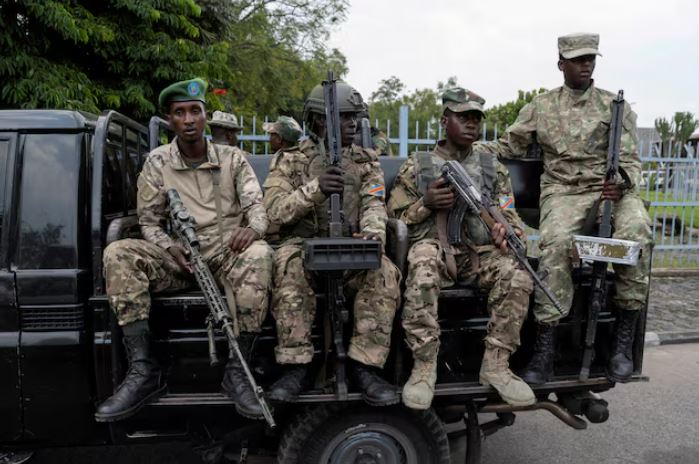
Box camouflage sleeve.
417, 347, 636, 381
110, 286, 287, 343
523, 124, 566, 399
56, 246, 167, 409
477, 101, 538, 159
263, 152, 326, 225
493, 159, 525, 231
619, 104, 642, 191
386, 156, 432, 225
137, 154, 177, 250
358, 155, 388, 243
232, 150, 268, 237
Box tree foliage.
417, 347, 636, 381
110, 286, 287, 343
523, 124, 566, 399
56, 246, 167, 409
0, 0, 348, 122
484, 88, 547, 133
654, 112, 698, 156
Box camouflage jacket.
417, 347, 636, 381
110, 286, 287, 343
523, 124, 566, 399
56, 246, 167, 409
137, 138, 268, 259
476, 82, 641, 200
263, 137, 388, 245
387, 141, 523, 251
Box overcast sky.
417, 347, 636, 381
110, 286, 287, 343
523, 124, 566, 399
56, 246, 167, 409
327, 0, 698, 127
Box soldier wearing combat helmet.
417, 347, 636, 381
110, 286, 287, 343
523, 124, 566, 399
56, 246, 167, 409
478, 33, 652, 385
263, 80, 401, 404
389, 88, 536, 409
95, 78, 274, 422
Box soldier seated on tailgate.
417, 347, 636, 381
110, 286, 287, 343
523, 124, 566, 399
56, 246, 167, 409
388, 88, 536, 410
262, 81, 401, 405
209, 110, 242, 147
95, 79, 274, 423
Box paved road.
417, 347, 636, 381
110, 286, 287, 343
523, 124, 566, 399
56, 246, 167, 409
453, 343, 699, 464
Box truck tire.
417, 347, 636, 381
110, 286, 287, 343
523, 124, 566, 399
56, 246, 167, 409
277, 404, 450, 464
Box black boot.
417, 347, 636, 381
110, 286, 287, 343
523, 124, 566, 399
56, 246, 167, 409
221, 334, 265, 420
268, 365, 309, 402
521, 323, 556, 385
607, 310, 639, 383
352, 362, 399, 406
95, 332, 166, 422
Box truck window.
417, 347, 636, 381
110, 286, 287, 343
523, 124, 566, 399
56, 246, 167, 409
16, 134, 81, 269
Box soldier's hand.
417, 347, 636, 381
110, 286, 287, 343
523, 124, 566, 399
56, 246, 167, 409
601, 181, 624, 202
491, 223, 509, 254
167, 244, 193, 274
228, 227, 260, 253
424, 177, 455, 210
319, 166, 345, 195
353, 232, 380, 241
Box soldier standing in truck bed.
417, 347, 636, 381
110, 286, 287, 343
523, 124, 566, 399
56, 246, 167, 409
96, 78, 273, 422
477, 33, 653, 385
263, 81, 401, 405
388, 88, 536, 410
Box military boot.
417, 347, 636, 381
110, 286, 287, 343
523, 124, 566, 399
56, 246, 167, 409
521, 323, 555, 385
95, 332, 166, 422
221, 334, 265, 420
402, 359, 438, 410
268, 365, 309, 402
352, 362, 399, 406
480, 342, 536, 406
607, 310, 639, 383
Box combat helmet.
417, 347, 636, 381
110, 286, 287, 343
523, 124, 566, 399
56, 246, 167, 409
302, 80, 366, 123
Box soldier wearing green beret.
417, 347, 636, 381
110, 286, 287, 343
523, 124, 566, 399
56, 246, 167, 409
96, 78, 274, 422
477, 33, 653, 385
388, 88, 536, 410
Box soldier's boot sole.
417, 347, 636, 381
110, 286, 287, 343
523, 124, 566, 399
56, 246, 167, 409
401, 387, 433, 410
94, 384, 167, 423
480, 374, 536, 407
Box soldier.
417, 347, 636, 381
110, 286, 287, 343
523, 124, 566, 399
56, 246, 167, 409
262, 115, 303, 154
388, 88, 536, 410
356, 105, 394, 156
95, 78, 274, 422
209, 110, 242, 146
263, 81, 401, 405
477, 33, 652, 384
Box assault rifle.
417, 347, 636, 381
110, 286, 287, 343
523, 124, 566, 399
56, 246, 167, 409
441, 160, 564, 313
360, 117, 372, 149
303, 71, 381, 400
167, 189, 276, 428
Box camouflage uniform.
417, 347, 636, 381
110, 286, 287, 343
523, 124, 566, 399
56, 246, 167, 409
264, 137, 401, 367
104, 138, 273, 331
372, 129, 393, 156
477, 82, 652, 323
388, 142, 533, 361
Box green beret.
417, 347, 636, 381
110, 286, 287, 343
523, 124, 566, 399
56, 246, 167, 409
158, 78, 207, 109
441, 87, 486, 116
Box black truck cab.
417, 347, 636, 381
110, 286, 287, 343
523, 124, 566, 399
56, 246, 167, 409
0, 110, 649, 464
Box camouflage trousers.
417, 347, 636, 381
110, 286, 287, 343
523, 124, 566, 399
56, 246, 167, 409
104, 238, 273, 332
271, 243, 401, 367
402, 238, 534, 362
536, 191, 653, 324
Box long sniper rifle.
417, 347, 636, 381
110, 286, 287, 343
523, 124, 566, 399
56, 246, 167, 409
440, 161, 565, 313
579, 90, 626, 381
166, 189, 276, 428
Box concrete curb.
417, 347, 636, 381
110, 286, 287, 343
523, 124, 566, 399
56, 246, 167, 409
645, 330, 699, 346
651, 268, 699, 277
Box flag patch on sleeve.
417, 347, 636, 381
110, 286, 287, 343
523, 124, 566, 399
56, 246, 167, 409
499, 195, 514, 209
368, 183, 385, 197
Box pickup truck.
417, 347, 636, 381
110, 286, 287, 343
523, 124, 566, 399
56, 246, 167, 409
0, 110, 648, 464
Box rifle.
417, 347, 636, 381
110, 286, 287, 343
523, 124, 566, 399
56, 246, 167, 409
166, 189, 276, 428
440, 160, 565, 313
578, 90, 625, 381
360, 117, 372, 149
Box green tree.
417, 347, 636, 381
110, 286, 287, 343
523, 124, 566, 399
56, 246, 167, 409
654, 112, 699, 156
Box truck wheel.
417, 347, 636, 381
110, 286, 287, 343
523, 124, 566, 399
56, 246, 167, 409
0, 451, 34, 464
277, 404, 450, 464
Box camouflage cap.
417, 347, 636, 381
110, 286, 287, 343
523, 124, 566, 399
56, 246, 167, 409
158, 78, 207, 109
262, 116, 303, 143
441, 87, 486, 116
558, 33, 602, 59
209, 111, 240, 130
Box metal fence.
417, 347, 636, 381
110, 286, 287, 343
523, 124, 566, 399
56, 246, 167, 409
238, 106, 699, 268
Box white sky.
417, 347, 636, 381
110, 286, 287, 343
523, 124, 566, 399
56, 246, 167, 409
327, 0, 699, 127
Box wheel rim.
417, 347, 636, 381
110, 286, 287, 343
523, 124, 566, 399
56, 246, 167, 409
319, 422, 419, 464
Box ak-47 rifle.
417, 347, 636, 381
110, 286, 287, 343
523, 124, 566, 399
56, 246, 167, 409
579, 90, 625, 381
440, 160, 565, 313
166, 189, 276, 428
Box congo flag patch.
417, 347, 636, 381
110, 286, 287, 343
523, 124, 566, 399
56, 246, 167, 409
368, 183, 385, 197
499, 194, 515, 209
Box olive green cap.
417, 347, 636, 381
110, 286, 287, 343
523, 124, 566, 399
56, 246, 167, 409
441, 87, 486, 116
558, 33, 602, 59
263, 116, 303, 143
158, 78, 207, 109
